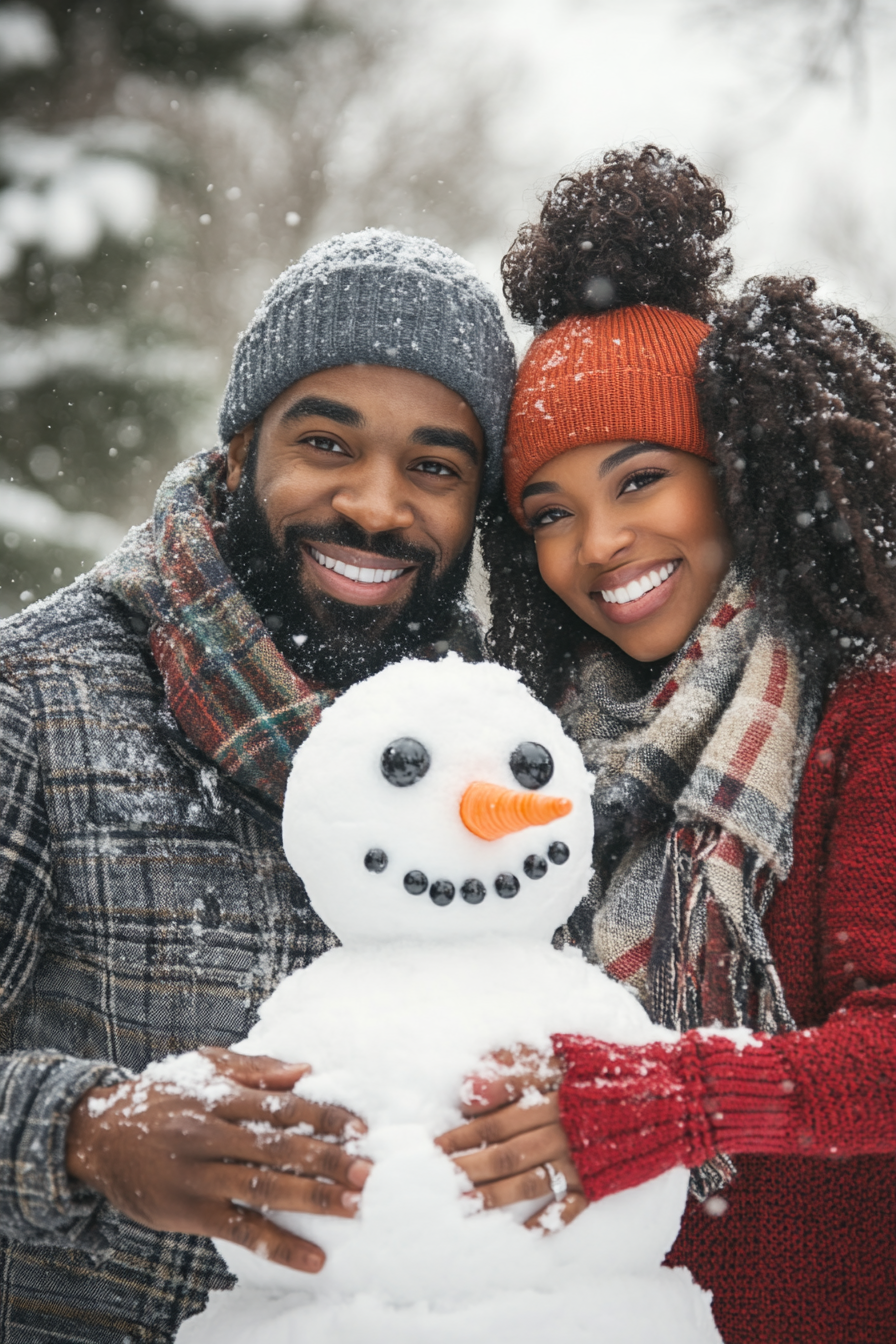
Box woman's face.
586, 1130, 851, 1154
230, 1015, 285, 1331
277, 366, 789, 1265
521, 440, 734, 662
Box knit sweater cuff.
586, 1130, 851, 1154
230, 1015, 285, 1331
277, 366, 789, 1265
690, 1032, 795, 1155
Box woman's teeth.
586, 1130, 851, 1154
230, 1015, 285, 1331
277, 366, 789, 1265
309, 547, 408, 585
600, 560, 680, 605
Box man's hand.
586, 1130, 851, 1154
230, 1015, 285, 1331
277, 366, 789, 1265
435, 1044, 586, 1234
66, 1047, 370, 1273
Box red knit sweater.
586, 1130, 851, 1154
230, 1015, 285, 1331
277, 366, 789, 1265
556, 668, 896, 1344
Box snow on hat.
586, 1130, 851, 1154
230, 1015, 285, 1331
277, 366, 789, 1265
219, 228, 516, 496
504, 305, 713, 525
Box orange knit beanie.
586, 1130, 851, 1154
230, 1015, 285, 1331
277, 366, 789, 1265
504, 304, 713, 525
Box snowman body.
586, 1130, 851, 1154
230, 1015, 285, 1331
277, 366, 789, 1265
179, 659, 721, 1344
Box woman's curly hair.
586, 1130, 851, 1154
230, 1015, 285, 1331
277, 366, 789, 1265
501, 143, 733, 328
483, 146, 896, 703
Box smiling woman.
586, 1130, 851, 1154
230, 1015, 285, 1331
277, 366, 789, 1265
473, 145, 896, 1344
522, 439, 732, 661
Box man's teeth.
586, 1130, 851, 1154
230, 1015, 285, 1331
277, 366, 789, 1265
309, 547, 407, 584
600, 560, 680, 605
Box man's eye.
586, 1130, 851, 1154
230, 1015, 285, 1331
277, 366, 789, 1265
303, 435, 347, 454
620, 469, 666, 494
413, 460, 456, 477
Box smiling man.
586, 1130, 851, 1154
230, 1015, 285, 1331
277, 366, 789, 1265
223, 360, 488, 686
0, 230, 514, 1344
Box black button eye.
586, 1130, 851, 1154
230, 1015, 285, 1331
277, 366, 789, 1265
510, 741, 553, 789
381, 738, 430, 787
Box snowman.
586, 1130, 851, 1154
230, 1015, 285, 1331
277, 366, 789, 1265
178, 657, 721, 1344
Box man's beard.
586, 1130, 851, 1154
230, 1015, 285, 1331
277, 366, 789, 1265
221, 462, 474, 689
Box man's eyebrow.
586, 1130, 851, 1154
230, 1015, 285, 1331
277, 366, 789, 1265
410, 426, 480, 465
598, 441, 675, 477
521, 480, 559, 501
280, 396, 365, 428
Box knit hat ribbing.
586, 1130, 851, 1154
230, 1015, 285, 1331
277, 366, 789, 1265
219, 228, 516, 496
504, 305, 712, 524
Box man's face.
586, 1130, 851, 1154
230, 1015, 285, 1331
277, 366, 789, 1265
225, 364, 484, 681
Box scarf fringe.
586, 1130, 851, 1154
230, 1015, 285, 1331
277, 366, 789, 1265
653, 824, 798, 1198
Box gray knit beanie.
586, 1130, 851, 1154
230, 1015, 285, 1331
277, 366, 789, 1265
219, 228, 516, 495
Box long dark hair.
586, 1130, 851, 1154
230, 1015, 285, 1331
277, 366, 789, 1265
483, 145, 896, 703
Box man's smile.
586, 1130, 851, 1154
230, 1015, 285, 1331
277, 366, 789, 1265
303, 541, 419, 605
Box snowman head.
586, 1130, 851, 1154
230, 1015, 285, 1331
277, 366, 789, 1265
282, 656, 594, 944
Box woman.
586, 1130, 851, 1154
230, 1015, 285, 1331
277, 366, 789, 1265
438, 147, 896, 1343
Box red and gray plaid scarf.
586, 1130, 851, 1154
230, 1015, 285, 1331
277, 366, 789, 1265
94, 449, 478, 812
560, 564, 819, 1193
94, 449, 334, 811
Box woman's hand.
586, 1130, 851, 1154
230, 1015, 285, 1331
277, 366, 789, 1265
435, 1043, 587, 1234
66, 1047, 371, 1273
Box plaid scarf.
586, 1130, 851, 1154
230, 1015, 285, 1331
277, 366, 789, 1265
95, 449, 478, 812
560, 564, 819, 1194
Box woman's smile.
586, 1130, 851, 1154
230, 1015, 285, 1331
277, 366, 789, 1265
593, 557, 682, 623
522, 440, 733, 662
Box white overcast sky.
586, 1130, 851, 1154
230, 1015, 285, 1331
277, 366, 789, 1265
407, 0, 896, 337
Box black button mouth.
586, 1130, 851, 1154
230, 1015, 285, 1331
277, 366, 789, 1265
524, 854, 548, 880
372, 845, 571, 906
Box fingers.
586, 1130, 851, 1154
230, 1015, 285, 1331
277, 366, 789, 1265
436, 1092, 560, 1156
459, 1047, 564, 1116
202, 1162, 362, 1219
469, 1153, 582, 1212
524, 1189, 589, 1235
222, 1123, 372, 1189
214, 1085, 366, 1140
210, 1201, 326, 1274
200, 1047, 312, 1092
451, 1121, 567, 1187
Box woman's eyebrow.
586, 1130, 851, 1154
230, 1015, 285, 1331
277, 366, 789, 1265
521, 480, 560, 501
599, 442, 675, 477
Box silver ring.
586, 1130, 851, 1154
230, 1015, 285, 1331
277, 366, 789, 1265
544, 1162, 568, 1201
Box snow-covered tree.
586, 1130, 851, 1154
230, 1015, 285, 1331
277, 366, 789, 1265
0, 0, 500, 613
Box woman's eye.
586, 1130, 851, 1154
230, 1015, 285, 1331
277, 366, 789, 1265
620, 469, 666, 494
530, 505, 571, 529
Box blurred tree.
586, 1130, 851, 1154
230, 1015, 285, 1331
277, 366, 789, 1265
0, 0, 503, 614
692, 0, 896, 334
695, 0, 880, 117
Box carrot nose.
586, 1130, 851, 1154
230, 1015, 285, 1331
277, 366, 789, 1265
459, 780, 573, 841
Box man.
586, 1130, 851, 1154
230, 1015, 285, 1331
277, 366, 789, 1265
0, 229, 515, 1343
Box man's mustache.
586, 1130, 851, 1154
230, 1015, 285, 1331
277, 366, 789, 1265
282, 519, 437, 569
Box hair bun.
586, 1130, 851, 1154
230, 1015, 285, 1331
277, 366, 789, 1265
502, 145, 733, 329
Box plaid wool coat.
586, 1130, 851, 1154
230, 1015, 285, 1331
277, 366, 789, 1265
0, 579, 339, 1343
